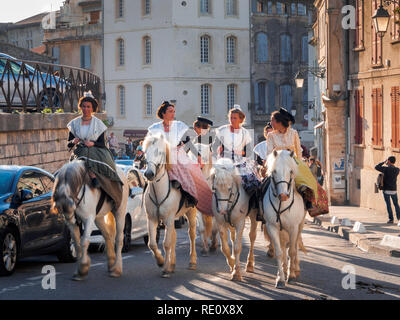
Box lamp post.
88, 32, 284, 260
372, 0, 400, 38
294, 66, 326, 88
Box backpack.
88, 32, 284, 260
376, 173, 384, 190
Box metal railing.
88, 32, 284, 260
0, 56, 101, 113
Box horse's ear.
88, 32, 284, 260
273, 150, 278, 158
290, 150, 295, 158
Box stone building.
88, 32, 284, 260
348, 0, 400, 211
43, 0, 103, 77
250, 0, 312, 144
4, 13, 48, 50
104, 0, 251, 141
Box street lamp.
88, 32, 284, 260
294, 66, 326, 88
372, 0, 400, 38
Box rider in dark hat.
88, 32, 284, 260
279, 107, 295, 124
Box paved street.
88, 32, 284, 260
1, 220, 400, 300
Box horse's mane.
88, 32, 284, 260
266, 150, 298, 177
211, 158, 238, 186
53, 160, 90, 200
143, 133, 172, 171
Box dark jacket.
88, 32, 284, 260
375, 162, 400, 191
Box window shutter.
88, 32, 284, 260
355, 90, 360, 143
377, 88, 383, 146
80, 45, 85, 68
372, 88, 377, 144
85, 45, 91, 69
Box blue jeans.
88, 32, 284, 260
383, 193, 400, 221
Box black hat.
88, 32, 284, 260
196, 116, 213, 126
79, 91, 98, 112
279, 107, 295, 124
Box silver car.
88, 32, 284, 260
0, 53, 67, 109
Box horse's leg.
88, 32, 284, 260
170, 226, 177, 273
246, 212, 258, 273
287, 226, 299, 283
73, 216, 95, 280
231, 218, 245, 282
263, 225, 275, 258
187, 208, 197, 270
147, 217, 165, 268
95, 213, 116, 272
65, 215, 82, 277
200, 214, 213, 256
109, 208, 125, 278
280, 230, 289, 281
218, 224, 235, 272
266, 223, 286, 288
210, 218, 219, 252
161, 217, 174, 278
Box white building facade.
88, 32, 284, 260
104, 0, 250, 139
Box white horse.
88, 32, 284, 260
52, 160, 129, 280
192, 143, 219, 256
143, 134, 198, 278
263, 150, 306, 288
210, 158, 259, 281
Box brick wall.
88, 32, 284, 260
0, 113, 107, 174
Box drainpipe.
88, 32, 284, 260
344, 0, 350, 203
101, 0, 106, 112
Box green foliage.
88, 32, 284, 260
41, 108, 53, 114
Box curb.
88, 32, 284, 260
306, 215, 400, 258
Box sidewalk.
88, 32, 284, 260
305, 206, 400, 258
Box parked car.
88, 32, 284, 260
0, 53, 68, 109
0, 165, 76, 276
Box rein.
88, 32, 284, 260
213, 180, 240, 227
268, 174, 295, 231
147, 165, 172, 220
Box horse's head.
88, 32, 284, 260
142, 133, 170, 181
267, 150, 298, 202
52, 161, 87, 219
210, 158, 241, 215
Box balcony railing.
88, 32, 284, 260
0, 56, 101, 113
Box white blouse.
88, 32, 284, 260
265, 128, 302, 158
253, 141, 267, 160
215, 124, 252, 164
147, 120, 189, 147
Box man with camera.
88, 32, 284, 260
375, 156, 400, 224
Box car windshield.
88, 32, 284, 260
0, 170, 16, 194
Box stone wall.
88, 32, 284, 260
0, 113, 107, 174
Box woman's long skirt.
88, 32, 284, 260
168, 147, 213, 216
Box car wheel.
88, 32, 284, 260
40, 89, 61, 109
122, 215, 132, 253
0, 228, 18, 276
57, 228, 78, 263
143, 228, 161, 246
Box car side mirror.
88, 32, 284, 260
20, 189, 34, 201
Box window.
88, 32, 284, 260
391, 2, 400, 41
200, 0, 211, 15
40, 175, 54, 194
280, 34, 291, 62
280, 84, 292, 111
372, 0, 383, 66
145, 85, 152, 116
143, 36, 151, 65
116, 0, 124, 18
301, 35, 308, 63
226, 0, 237, 16
354, 88, 364, 145
17, 171, 46, 198
142, 0, 151, 16
372, 87, 383, 147
117, 38, 125, 66
355, 0, 364, 48
256, 33, 268, 63
276, 2, 283, 15
201, 84, 210, 115
227, 84, 236, 110
391, 86, 400, 148
90, 11, 100, 24
200, 35, 210, 63
255, 81, 274, 114
291, 3, 296, 15
80, 45, 91, 69
118, 85, 125, 117
52, 47, 60, 64
226, 36, 236, 64
297, 3, 306, 15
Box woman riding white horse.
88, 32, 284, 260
143, 101, 213, 277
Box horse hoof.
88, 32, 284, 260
201, 250, 209, 257
157, 262, 164, 268
161, 271, 171, 278
109, 270, 122, 278
267, 250, 275, 258
209, 247, 217, 253
188, 263, 197, 270
275, 280, 286, 289
288, 276, 297, 284
231, 273, 243, 282
72, 273, 86, 281
246, 265, 254, 273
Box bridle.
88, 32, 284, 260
268, 171, 295, 231
212, 178, 240, 227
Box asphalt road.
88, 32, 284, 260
1, 220, 400, 300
